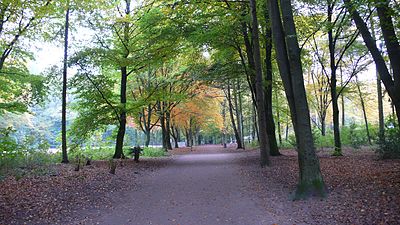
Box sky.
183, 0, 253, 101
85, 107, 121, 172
28, 43, 64, 75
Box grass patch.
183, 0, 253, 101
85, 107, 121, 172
0, 151, 60, 179
141, 147, 166, 157
73, 146, 131, 161
74, 146, 166, 160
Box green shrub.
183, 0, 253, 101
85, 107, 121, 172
341, 122, 378, 148
142, 147, 166, 157
312, 128, 334, 148
0, 127, 55, 177
0, 127, 23, 160
348, 123, 364, 148
279, 134, 296, 149
74, 146, 132, 160
248, 140, 259, 148
377, 116, 400, 159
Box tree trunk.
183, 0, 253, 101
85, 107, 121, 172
185, 129, 190, 147
369, 11, 385, 138
114, 66, 127, 159
328, 3, 342, 156
61, 6, 70, 164
249, 0, 270, 166
145, 129, 151, 147
113, 0, 131, 159
253, 105, 259, 142
340, 72, 346, 127
222, 99, 227, 148
171, 126, 179, 149
238, 80, 245, 147
356, 76, 372, 145
189, 120, 194, 147
160, 112, 167, 149
171, 130, 178, 149
234, 80, 244, 148
276, 93, 282, 145
227, 84, 244, 149
264, 6, 280, 156
165, 110, 173, 150
269, 0, 326, 198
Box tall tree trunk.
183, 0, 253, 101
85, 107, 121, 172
222, 99, 227, 148
327, 3, 342, 156
196, 127, 201, 145
249, 0, 270, 166
174, 127, 181, 148
269, 0, 326, 198
234, 80, 244, 148
165, 109, 173, 150
321, 117, 326, 136
275, 93, 282, 145
227, 84, 244, 149
375, 0, 400, 125
185, 129, 190, 147
189, 119, 194, 147
264, 5, 280, 156
61, 6, 70, 164
145, 129, 150, 147
343, 0, 400, 125
114, 66, 127, 159
113, 0, 131, 159
253, 105, 259, 142
171, 126, 179, 148
341, 73, 346, 127
159, 106, 167, 150
238, 80, 245, 146
356, 76, 372, 145
369, 12, 385, 138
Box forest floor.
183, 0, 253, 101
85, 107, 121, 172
0, 145, 399, 224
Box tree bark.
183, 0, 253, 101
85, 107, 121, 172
356, 76, 372, 145
158, 102, 168, 150
114, 65, 127, 159
61, 6, 70, 164
341, 73, 346, 127
269, 0, 326, 198
275, 93, 282, 145
185, 128, 191, 147
264, 5, 280, 156
227, 84, 244, 149
145, 130, 151, 147
171, 126, 179, 148
327, 3, 342, 156
369, 9, 385, 138
234, 80, 244, 148
113, 0, 131, 159
222, 99, 227, 148
249, 0, 270, 166
165, 109, 173, 150
238, 81, 245, 146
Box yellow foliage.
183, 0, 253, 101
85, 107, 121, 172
171, 85, 223, 131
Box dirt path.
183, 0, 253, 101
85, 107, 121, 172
83, 145, 292, 225
2, 145, 398, 224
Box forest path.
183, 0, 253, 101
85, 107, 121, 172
84, 145, 290, 225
